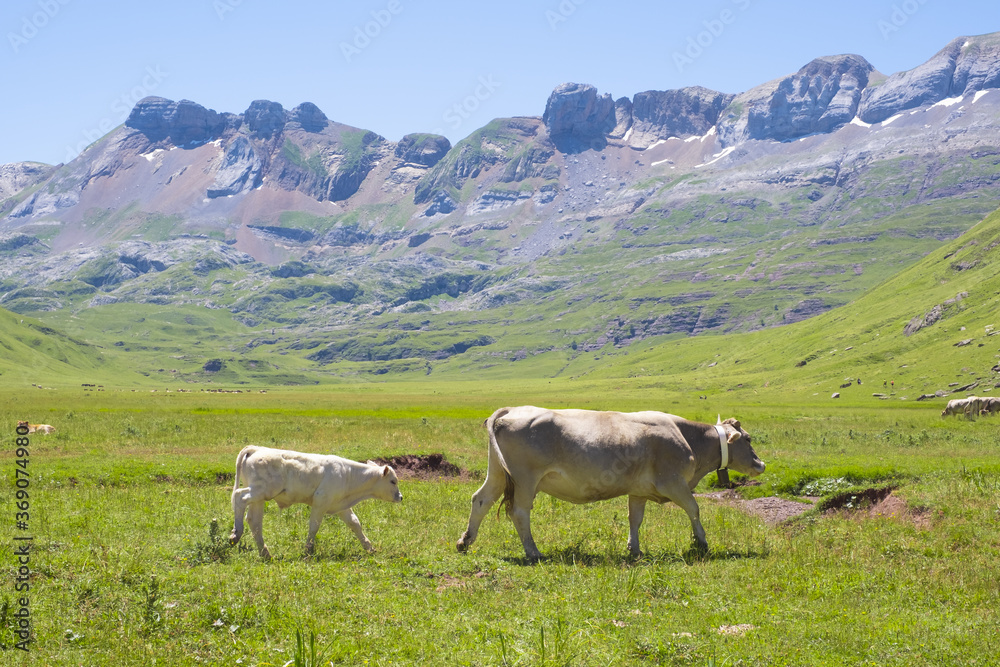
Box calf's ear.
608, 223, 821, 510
383, 465, 391, 476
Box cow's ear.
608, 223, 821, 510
383, 465, 391, 476
727, 432, 741, 445
366, 460, 376, 466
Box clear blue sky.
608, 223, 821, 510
2, 0, 996, 166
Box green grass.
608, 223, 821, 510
2, 388, 999, 665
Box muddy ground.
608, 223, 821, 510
370, 453, 479, 481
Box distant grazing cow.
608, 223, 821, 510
980, 397, 1000, 415
964, 397, 985, 419
942, 397, 973, 417
457, 407, 765, 560
17, 421, 54, 434
230, 446, 403, 559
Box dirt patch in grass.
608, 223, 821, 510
699, 490, 815, 525
739, 496, 816, 524
821, 485, 896, 512
705, 487, 931, 529
371, 453, 476, 481
833, 490, 933, 529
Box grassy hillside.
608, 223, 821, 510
5, 203, 1000, 401
574, 203, 1000, 402
0, 307, 116, 385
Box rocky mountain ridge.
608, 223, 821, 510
1, 32, 1000, 379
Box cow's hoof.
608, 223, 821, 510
456, 535, 471, 552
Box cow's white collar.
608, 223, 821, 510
714, 423, 729, 470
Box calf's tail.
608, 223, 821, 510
484, 408, 516, 518
232, 446, 251, 495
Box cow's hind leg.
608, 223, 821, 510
302, 506, 327, 555
627, 496, 647, 556
456, 469, 506, 552
246, 500, 271, 560
336, 509, 375, 553
508, 482, 543, 561
230, 487, 251, 545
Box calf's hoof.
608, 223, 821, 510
456, 533, 471, 553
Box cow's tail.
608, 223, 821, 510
484, 408, 516, 519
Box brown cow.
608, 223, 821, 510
457, 407, 765, 559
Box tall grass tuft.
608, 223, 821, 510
182, 518, 234, 565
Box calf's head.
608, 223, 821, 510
369, 462, 403, 503
719, 417, 765, 476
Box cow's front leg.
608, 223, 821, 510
246, 501, 271, 560
666, 486, 708, 551
656, 477, 708, 552
337, 509, 375, 553
627, 495, 647, 556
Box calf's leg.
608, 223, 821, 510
230, 487, 250, 544
246, 500, 271, 560
337, 509, 375, 553
304, 506, 327, 555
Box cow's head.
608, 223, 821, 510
718, 417, 765, 477
369, 462, 403, 503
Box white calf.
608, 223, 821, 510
229, 446, 402, 559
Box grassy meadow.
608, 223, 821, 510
2, 383, 999, 666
